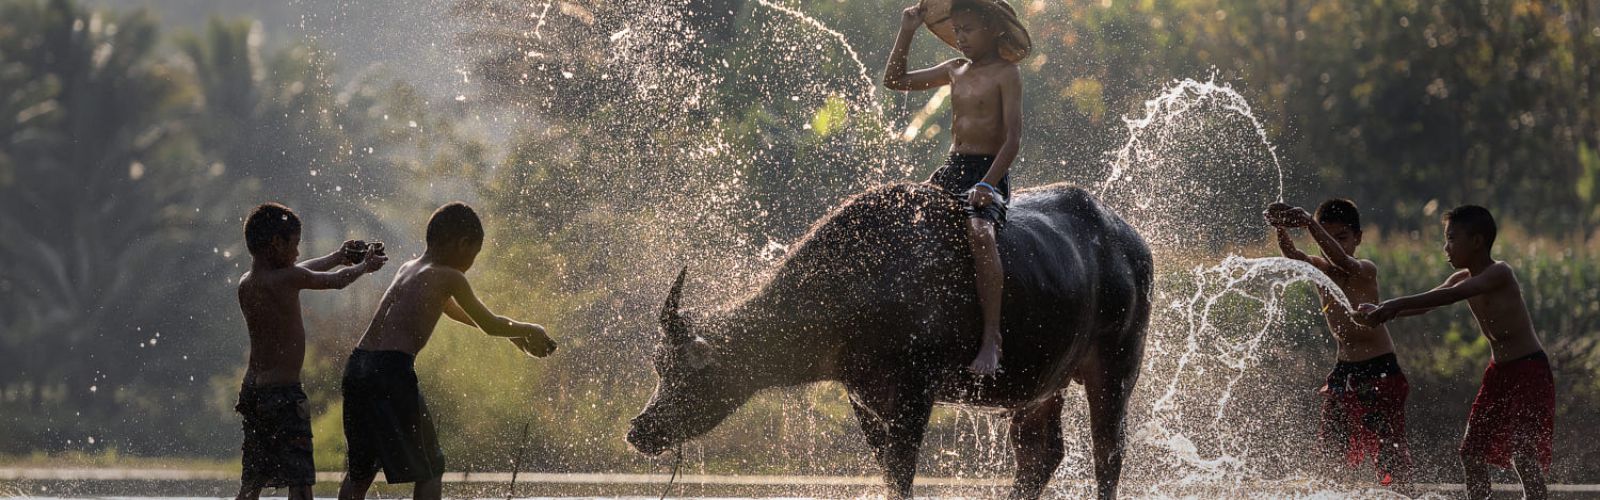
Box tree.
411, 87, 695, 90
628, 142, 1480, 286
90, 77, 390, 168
0, 0, 232, 454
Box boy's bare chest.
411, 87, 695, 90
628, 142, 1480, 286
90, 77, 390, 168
950, 71, 1001, 110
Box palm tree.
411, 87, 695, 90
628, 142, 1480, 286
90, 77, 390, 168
0, 0, 232, 454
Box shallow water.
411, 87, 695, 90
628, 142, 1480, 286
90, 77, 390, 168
7, 472, 1587, 500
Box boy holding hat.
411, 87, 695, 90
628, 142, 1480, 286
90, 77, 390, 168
883, 0, 1031, 374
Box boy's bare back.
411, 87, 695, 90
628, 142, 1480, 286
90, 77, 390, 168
356, 257, 553, 357
357, 259, 469, 355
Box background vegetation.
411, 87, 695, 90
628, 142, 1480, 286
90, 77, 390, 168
3, 0, 1599, 486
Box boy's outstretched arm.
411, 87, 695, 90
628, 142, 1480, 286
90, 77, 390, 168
1302, 217, 1368, 277
1387, 271, 1470, 318
289, 252, 386, 290
446, 274, 555, 357
298, 240, 363, 271
1274, 227, 1310, 261
445, 273, 520, 337
1365, 268, 1495, 324
442, 298, 479, 328
882, 6, 958, 91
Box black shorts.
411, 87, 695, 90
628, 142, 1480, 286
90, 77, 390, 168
341, 349, 445, 484
928, 153, 1010, 227
236, 383, 315, 488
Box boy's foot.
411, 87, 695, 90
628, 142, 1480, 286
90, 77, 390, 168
968, 343, 1000, 375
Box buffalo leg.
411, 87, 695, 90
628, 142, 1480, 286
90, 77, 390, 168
1083, 356, 1139, 500
848, 384, 935, 500
1008, 393, 1066, 500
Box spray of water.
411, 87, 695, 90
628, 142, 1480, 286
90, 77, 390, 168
1099, 77, 1287, 200
1136, 257, 1351, 482
749, 0, 883, 116
1058, 78, 1361, 495
1096, 76, 1290, 250
449, 1, 1372, 496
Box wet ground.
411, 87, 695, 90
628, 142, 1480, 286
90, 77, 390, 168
4, 471, 1599, 499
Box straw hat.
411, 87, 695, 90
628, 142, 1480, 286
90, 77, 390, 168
919, 0, 1032, 62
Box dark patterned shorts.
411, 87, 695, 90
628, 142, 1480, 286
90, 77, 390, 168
928, 153, 1010, 227
236, 383, 315, 488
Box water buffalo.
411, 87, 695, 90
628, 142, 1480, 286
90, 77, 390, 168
627, 182, 1152, 499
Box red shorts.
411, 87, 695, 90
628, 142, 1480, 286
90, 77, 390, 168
1460, 351, 1554, 470
1319, 353, 1412, 482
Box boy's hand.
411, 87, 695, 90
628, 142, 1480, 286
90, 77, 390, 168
1284, 207, 1314, 227
967, 188, 994, 208
1354, 302, 1396, 327
1263, 202, 1293, 226
900, 5, 923, 32
510, 323, 556, 358
361, 251, 388, 273
341, 240, 369, 264
1263, 203, 1308, 227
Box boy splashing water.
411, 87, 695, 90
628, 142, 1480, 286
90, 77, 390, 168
338, 202, 555, 500
235, 203, 387, 500
884, 0, 1029, 374
1267, 200, 1413, 490
1358, 206, 1553, 500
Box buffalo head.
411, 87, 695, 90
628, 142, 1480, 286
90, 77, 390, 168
626, 267, 757, 455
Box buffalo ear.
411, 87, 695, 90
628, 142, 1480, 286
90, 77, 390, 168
658, 266, 692, 344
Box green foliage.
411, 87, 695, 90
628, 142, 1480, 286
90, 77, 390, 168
0, 0, 230, 455
0, 0, 491, 459
6, 0, 1600, 484
810, 96, 850, 137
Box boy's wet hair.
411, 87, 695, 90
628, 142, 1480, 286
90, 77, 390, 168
1445, 204, 1497, 247
1315, 198, 1361, 233
244, 203, 301, 257
426, 202, 484, 248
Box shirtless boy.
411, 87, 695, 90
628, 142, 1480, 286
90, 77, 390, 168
1267, 200, 1413, 489
337, 202, 555, 500
1358, 205, 1553, 500
235, 203, 387, 500
884, 0, 1029, 374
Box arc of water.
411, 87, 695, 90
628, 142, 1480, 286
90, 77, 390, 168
1097, 77, 1287, 203
750, 0, 881, 110
748, 0, 907, 178
1140, 256, 1354, 480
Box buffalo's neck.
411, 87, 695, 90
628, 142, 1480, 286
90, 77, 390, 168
715, 292, 845, 388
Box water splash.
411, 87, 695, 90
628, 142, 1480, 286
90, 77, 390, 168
1042, 79, 1369, 494
1135, 257, 1348, 481
749, 0, 883, 118
1096, 76, 1289, 249
454, 2, 1377, 495
1099, 77, 1287, 198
